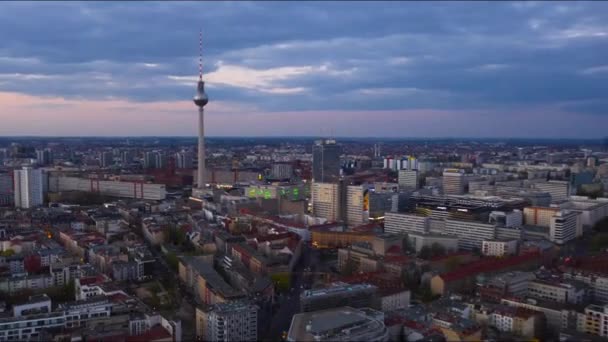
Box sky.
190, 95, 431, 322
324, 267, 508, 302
1, 1, 608, 138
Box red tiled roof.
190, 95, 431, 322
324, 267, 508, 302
126, 326, 171, 342
440, 252, 540, 282
386, 245, 402, 255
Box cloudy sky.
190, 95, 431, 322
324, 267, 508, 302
1, 1, 607, 138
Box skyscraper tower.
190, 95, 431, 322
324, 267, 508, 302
193, 30, 209, 193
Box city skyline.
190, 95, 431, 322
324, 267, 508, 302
1, 2, 608, 137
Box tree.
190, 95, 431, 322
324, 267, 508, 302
166, 252, 179, 272
418, 246, 432, 260
445, 256, 461, 272
341, 259, 358, 276
0, 249, 15, 257
430, 243, 446, 257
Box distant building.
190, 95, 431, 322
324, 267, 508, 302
443, 169, 465, 195
346, 185, 368, 227
14, 167, 44, 209
176, 151, 193, 169
312, 182, 343, 222
444, 219, 496, 251
271, 162, 293, 180
100, 151, 113, 168
121, 150, 134, 165
550, 210, 581, 245
0, 171, 13, 206
398, 169, 418, 189
482, 239, 518, 257
287, 306, 388, 342
533, 180, 570, 202
196, 301, 258, 342
312, 139, 341, 183
384, 212, 429, 235
36, 148, 53, 166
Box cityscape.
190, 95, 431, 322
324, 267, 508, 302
2, 2, 608, 342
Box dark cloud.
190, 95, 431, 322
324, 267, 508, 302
0, 1, 607, 119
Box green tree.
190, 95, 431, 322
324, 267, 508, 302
0, 249, 15, 257
430, 243, 446, 257
341, 259, 358, 276
590, 234, 608, 252
418, 246, 432, 260
445, 256, 461, 272
166, 252, 179, 272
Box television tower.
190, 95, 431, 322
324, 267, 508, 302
193, 30, 209, 193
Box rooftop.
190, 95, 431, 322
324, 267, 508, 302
288, 306, 386, 342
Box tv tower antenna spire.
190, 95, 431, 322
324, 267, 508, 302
198, 29, 203, 81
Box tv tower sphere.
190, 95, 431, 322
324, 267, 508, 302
193, 80, 208, 107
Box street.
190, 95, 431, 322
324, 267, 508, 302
262, 245, 314, 341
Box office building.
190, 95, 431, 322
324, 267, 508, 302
14, 167, 44, 209
270, 162, 293, 180
384, 212, 429, 235
300, 282, 379, 312
175, 151, 193, 169
550, 210, 581, 245
154, 152, 167, 169
406, 232, 459, 253
196, 301, 258, 342
482, 239, 518, 257
398, 169, 418, 189
527, 279, 587, 304
100, 151, 113, 168
48, 175, 166, 200
143, 151, 156, 169
287, 307, 388, 342
312, 139, 341, 183
35, 148, 53, 166
533, 180, 570, 202
443, 169, 466, 195
580, 304, 608, 337
0, 171, 12, 206
523, 206, 561, 227
346, 185, 368, 227
121, 150, 134, 165
444, 219, 496, 251
312, 182, 343, 222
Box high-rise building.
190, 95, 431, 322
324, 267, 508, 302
271, 162, 293, 180
143, 151, 155, 169
443, 169, 465, 195
0, 171, 13, 206
312, 182, 343, 222
0, 148, 7, 165
154, 152, 167, 169
100, 151, 113, 168
346, 185, 369, 227
550, 210, 581, 245
14, 167, 44, 209
312, 139, 341, 183
398, 169, 418, 189
193, 31, 209, 193
176, 151, 193, 169
196, 301, 258, 342
35, 148, 53, 166
121, 150, 134, 165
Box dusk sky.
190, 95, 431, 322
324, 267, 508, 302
1, 1, 608, 138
